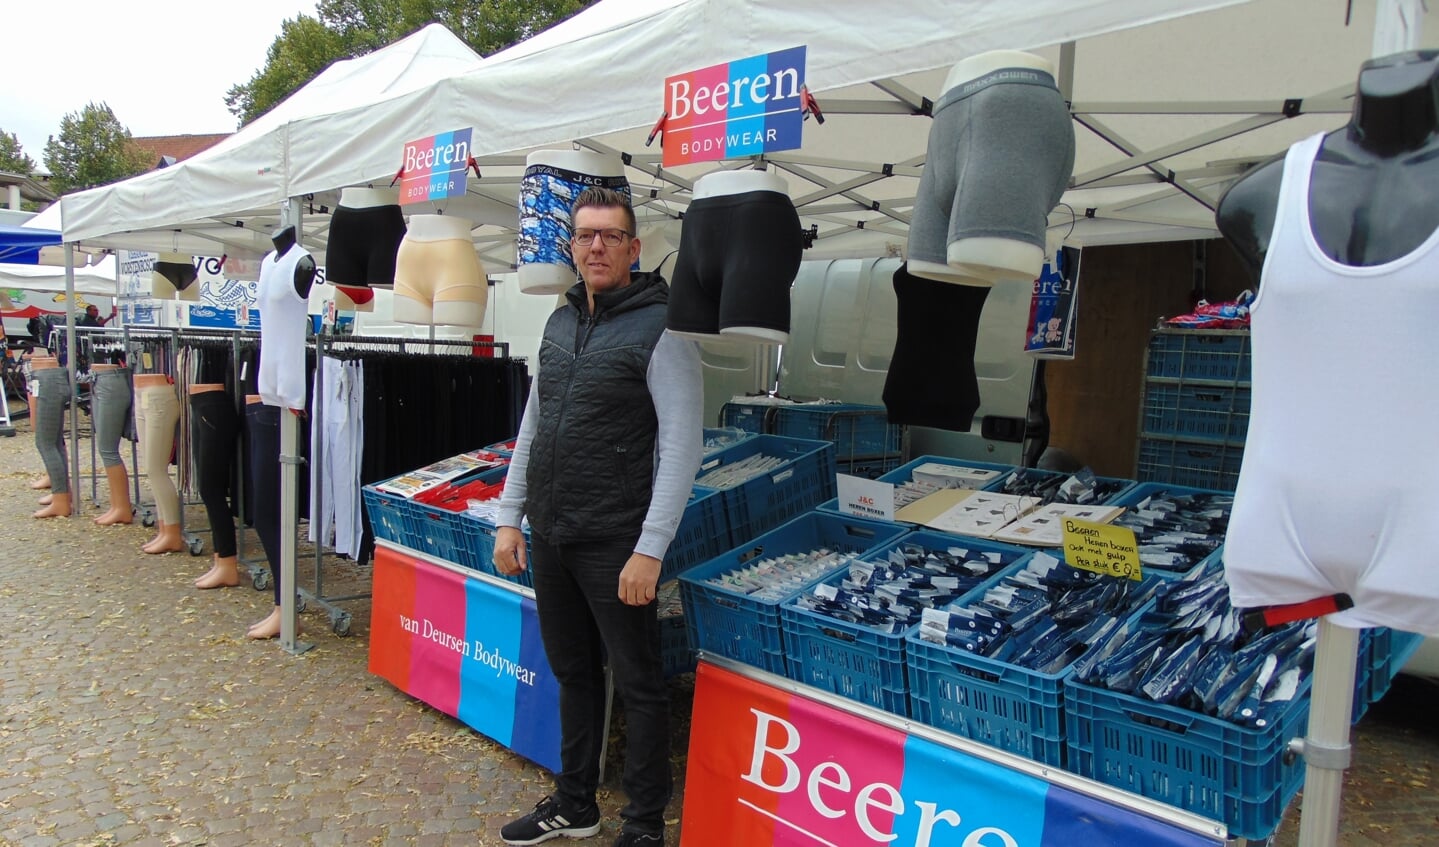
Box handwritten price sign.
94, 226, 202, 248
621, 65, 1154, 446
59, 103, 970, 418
1062, 519, 1142, 581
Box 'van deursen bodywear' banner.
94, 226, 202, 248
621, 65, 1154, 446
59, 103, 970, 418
369, 543, 561, 771
681, 661, 1225, 847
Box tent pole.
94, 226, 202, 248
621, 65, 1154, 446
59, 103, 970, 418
278, 198, 312, 655
65, 244, 79, 516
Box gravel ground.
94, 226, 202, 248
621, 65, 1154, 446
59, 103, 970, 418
0, 414, 1435, 846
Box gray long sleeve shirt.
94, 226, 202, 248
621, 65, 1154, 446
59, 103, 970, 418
496, 330, 704, 560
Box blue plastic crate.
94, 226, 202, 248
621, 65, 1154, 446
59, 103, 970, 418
816, 454, 1016, 517
718, 400, 779, 434
905, 553, 1168, 767
1146, 330, 1252, 383
661, 487, 728, 582
703, 426, 754, 456
694, 434, 837, 547
362, 485, 411, 546
660, 613, 695, 678
458, 515, 535, 588
1136, 439, 1245, 491
771, 402, 902, 460
836, 455, 904, 480
984, 466, 1138, 506
1142, 383, 1251, 442
678, 512, 910, 675
1366, 628, 1426, 705
482, 437, 517, 457
781, 532, 1030, 718
1064, 676, 1310, 841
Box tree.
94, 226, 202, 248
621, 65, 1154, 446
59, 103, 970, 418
227, 0, 590, 124
224, 15, 348, 126
0, 129, 36, 175
42, 103, 151, 195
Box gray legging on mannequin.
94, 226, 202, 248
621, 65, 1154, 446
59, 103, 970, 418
32, 367, 70, 495
134, 383, 182, 525
91, 368, 134, 467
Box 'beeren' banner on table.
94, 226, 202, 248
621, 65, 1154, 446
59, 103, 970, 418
663, 46, 806, 167
681, 661, 1225, 847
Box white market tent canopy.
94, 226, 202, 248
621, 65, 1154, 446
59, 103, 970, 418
0, 255, 119, 297
60, 0, 1438, 267
59, 23, 484, 256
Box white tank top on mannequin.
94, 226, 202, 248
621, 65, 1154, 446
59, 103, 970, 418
519, 149, 628, 295
1223, 132, 1439, 635
668, 169, 794, 345
257, 243, 312, 409
908, 50, 1054, 287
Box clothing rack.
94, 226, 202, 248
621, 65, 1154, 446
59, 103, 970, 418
172, 328, 265, 581
306, 332, 515, 636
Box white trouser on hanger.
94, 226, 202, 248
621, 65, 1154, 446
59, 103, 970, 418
309, 358, 365, 556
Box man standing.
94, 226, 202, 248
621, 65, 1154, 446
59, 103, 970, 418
79, 304, 115, 328
493, 187, 703, 846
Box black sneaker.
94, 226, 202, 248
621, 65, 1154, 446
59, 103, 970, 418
612, 830, 663, 847
500, 795, 602, 845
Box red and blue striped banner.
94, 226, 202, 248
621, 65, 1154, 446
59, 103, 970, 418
370, 543, 561, 771
663, 46, 806, 167
681, 661, 1225, 847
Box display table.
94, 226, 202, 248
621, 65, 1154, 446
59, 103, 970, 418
681, 656, 1229, 847
369, 540, 561, 771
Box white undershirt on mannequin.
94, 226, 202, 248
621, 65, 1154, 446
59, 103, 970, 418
338, 186, 399, 209
909, 49, 1055, 287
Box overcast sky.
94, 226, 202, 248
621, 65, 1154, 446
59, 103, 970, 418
3, 1, 319, 169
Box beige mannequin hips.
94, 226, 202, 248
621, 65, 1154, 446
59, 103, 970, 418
908, 49, 1055, 287
150, 252, 191, 299
519, 149, 627, 295
332, 187, 403, 313
669, 169, 793, 345
393, 214, 486, 328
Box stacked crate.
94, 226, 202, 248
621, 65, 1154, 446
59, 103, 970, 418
1136, 328, 1250, 490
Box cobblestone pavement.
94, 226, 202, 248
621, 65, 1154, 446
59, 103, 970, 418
0, 420, 1436, 846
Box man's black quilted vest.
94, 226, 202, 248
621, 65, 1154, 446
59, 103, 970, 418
524, 272, 670, 544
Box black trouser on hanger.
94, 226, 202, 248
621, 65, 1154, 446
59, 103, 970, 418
191, 391, 240, 558
246, 402, 282, 604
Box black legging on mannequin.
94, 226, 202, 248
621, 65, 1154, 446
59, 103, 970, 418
246, 401, 282, 604
882, 263, 989, 431
191, 391, 240, 558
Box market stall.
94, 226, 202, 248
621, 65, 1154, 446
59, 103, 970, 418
42, 1, 1437, 844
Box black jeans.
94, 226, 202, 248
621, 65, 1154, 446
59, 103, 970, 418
246, 402, 281, 604
530, 533, 670, 834
191, 391, 239, 558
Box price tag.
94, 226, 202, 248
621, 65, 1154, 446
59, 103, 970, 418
1062, 519, 1142, 581
142, 352, 153, 370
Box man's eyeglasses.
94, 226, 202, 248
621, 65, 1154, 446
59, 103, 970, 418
571, 228, 633, 248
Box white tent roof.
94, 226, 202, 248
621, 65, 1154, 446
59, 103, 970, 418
61, 0, 1438, 263
61, 23, 484, 254
0, 255, 118, 297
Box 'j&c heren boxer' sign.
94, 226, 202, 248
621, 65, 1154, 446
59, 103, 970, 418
399, 127, 474, 205
662, 46, 807, 167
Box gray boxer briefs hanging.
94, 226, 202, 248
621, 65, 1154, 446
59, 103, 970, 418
909, 67, 1074, 266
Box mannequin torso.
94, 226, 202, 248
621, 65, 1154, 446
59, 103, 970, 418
338, 187, 399, 209
269, 226, 317, 300
692, 168, 788, 200
1217, 50, 1439, 275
